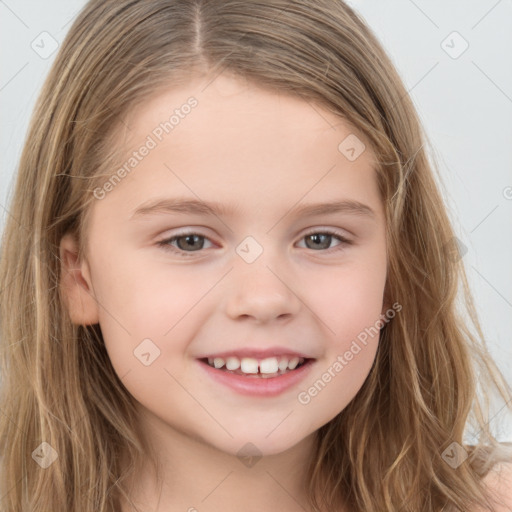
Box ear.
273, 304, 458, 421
59, 232, 100, 325
381, 301, 392, 317
381, 281, 392, 316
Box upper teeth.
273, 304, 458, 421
207, 356, 303, 374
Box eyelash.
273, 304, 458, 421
156, 229, 352, 258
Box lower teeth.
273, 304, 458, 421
224, 369, 288, 378
210, 362, 304, 378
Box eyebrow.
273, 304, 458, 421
130, 197, 376, 221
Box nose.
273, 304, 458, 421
224, 258, 302, 324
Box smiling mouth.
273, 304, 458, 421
199, 356, 312, 378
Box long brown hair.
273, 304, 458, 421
0, 1, 511, 510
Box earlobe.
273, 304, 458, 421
381, 302, 391, 317
380, 297, 390, 317
59, 232, 100, 326
381, 282, 393, 317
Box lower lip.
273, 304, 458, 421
197, 359, 315, 397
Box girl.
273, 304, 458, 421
0, 0, 511, 511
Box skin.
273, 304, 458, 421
59, 72, 389, 511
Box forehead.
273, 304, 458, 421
116, 72, 375, 165
93, 72, 382, 224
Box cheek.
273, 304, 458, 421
95, 253, 204, 328
297, 341, 378, 434
303, 259, 387, 343
94, 262, 212, 369
296, 260, 385, 414
297, 266, 384, 427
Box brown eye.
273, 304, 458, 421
157, 232, 214, 257
157, 229, 352, 258
174, 234, 205, 251
298, 230, 352, 252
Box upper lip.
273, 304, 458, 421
196, 347, 315, 360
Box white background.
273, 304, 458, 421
1, 0, 511, 441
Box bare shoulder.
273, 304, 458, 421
474, 461, 512, 512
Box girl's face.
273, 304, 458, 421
61, 73, 389, 457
